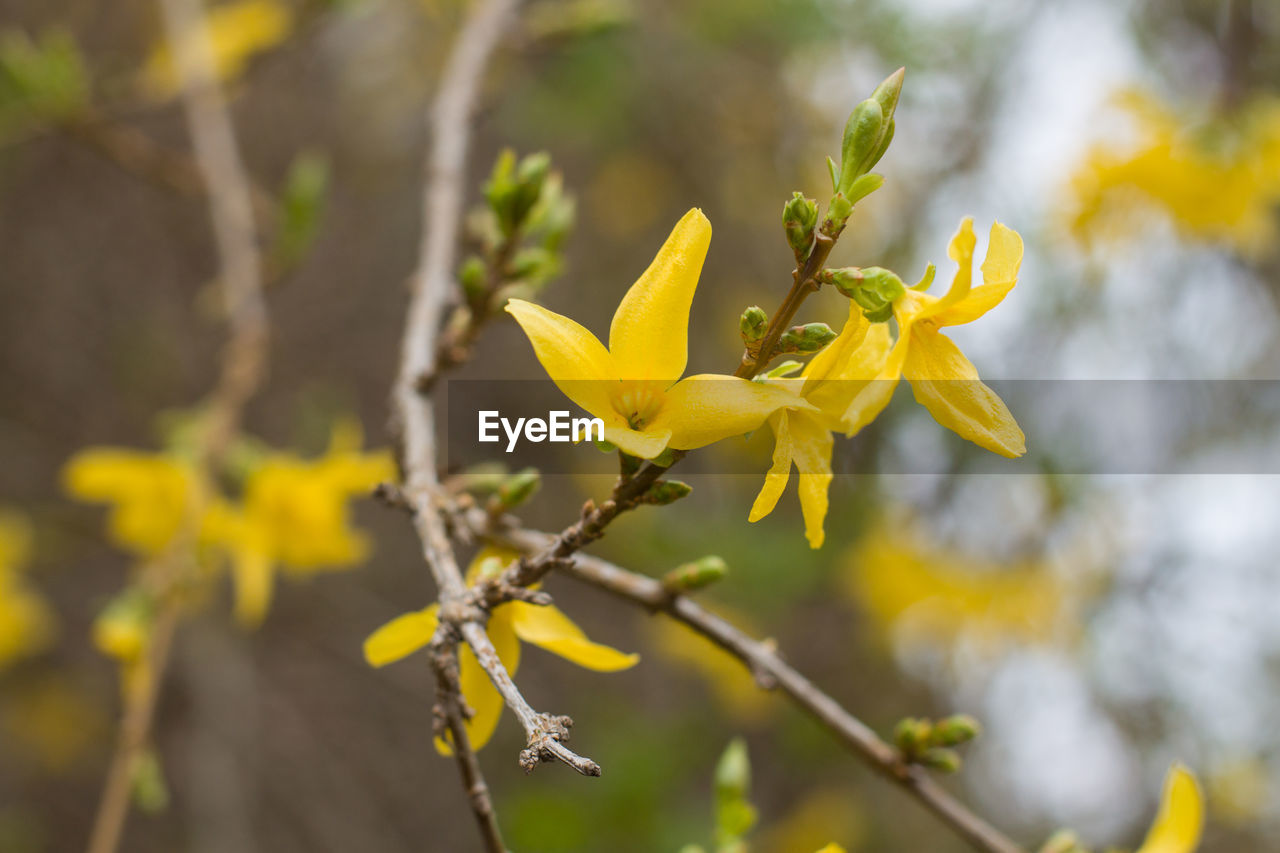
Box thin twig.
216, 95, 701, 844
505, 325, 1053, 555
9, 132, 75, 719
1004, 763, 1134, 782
86, 1, 269, 850
480, 517, 1027, 853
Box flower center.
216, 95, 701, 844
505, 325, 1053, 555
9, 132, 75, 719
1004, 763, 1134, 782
612, 382, 664, 431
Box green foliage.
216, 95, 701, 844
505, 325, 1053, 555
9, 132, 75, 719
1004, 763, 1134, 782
0, 28, 87, 139
893, 713, 982, 773
713, 739, 757, 852
271, 150, 331, 273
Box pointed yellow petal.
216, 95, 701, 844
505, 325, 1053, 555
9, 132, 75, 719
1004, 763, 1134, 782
509, 602, 639, 671
232, 546, 275, 628
603, 423, 673, 459
436, 607, 521, 755
804, 308, 893, 422
505, 299, 619, 420
608, 208, 712, 382
657, 374, 813, 451
363, 605, 440, 667
749, 412, 793, 523
838, 329, 909, 437
787, 412, 834, 549
801, 303, 871, 387
903, 329, 1025, 457
917, 217, 977, 323
935, 221, 1023, 327
1136, 764, 1204, 853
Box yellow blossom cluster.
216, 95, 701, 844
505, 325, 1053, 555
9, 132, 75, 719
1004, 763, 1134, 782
0, 511, 56, 670
1069, 90, 1280, 256
142, 0, 292, 100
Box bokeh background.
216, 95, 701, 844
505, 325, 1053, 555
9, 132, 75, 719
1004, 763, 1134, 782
2, 0, 1279, 850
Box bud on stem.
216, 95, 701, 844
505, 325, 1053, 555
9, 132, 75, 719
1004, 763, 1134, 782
782, 192, 819, 260
778, 322, 837, 354
739, 306, 768, 345
662, 556, 728, 595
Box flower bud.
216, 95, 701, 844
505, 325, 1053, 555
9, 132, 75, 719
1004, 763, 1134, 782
934, 714, 982, 746
824, 192, 854, 231
839, 98, 883, 195
662, 556, 728, 594
641, 479, 693, 505
94, 589, 155, 663
459, 255, 487, 303
739, 306, 768, 344
778, 322, 837, 354
715, 738, 751, 800
782, 192, 818, 259
892, 717, 932, 757
920, 747, 962, 774
872, 67, 905, 126
496, 467, 541, 509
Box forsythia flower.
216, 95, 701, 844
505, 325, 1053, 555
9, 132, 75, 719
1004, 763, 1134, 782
142, 0, 292, 100
1135, 764, 1203, 853
844, 217, 1025, 457
207, 422, 394, 626
847, 523, 1063, 651
749, 309, 890, 548
363, 548, 638, 751
62, 449, 202, 556
506, 208, 813, 459
750, 218, 1023, 548
0, 511, 55, 669
1070, 90, 1280, 256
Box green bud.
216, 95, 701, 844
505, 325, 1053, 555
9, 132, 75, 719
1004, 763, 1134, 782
131, 747, 170, 814
496, 468, 541, 509
483, 149, 519, 233
459, 462, 508, 493
641, 479, 692, 505
662, 556, 728, 594
509, 246, 559, 282
892, 717, 932, 757
825, 192, 853, 231
871, 67, 905, 126
858, 267, 907, 303
919, 747, 962, 774
934, 714, 982, 746
715, 738, 751, 800
739, 306, 768, 344
526, 173, 575, 251
782, 191, 818, 259
510, 151, 552, 225
272, 150, 330, 271
778, 322, 837, 354
838, 98, 883, 195
845, 172, 885, 205
459, 255, 487, 302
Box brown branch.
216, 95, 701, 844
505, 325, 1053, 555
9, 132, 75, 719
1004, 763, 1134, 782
480, 517, 1027, 853
86, 1, 270, 850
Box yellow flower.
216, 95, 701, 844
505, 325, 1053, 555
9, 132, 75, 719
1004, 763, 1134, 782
1135, 764, 1203, 853
363, 548, 639, 752
1070, 90, 1280, 256
0, 511, 55, 669
63, 449, 201, 556
846, 522, 1063, 652
814, 846, 846, 853
209, 421, 394, 626
142, 0, 292, 100
748, 307, 891, 548
506, 208, 814, 459
843, 217, 1025, 458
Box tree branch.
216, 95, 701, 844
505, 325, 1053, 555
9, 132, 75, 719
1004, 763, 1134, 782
478, 516, 1028, 853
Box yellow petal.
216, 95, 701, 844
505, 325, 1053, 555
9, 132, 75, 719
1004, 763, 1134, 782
231, 546, 275, 628
363, 605, 440, 668
602, 422, 674, 460
801, 303, 872, 387
608, 208, 712, 382
1136, 764, 1204, 853
837, 328, 909, 438
804, 309, 893, 424
916, 217, 977, 323
505, 299, 619, 420
902, 329, 1025, 457
749, 412, 793, 523
437, 606, 522, 754
788, 412, 834, 549
814, 846, 847, 853
935, 221, 1023, 327
508, 602, 639, 671
657, 374, 814, 451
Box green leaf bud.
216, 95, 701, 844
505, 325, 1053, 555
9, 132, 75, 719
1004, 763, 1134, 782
934, 714, 982, 746
715, 738, 751, 801
739, 305, 768, 344
496, 467, 541, 509
920, 747, 962, 774
662, 556, 728, 594
782, 191, 819, 259
641, 479, 692, 505
871, 67, 905, 126
778, 322, 837, 354
892, 717, 932, 757
459, 255, 487, 303
838, 98, 883, 195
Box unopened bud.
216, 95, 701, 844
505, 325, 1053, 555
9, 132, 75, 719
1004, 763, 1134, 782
782, 192, 818, 258
825, 192, 854, 231
94, 589, 155, 663
839, 98, 883, 195
892, 717, 932, 757
132, 746, 170, 814
715, 738, 751, 799
871, 67, 906, 126
662, 556, 728, 594
920, 747, 962, 774
739, 306, 768, 344
934, 714, 982, 746
496, 468, 541, 509
459, 255, 487, 302
778, 322, 837, 354
641, 479, 692, 505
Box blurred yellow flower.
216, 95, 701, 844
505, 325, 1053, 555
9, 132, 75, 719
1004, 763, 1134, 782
0, 674, 108, 772
844, 218, 1025, 459
142, 0, 292, 100
207, 421, 394, 626
364, 547, 638, 752
507, 208, 812, 459
846, 522, 1062, 651
749, 309, 891, 548
0, 511, 55, 669
1135, 764, 1203, 853
63, 449, 201, 557
1070, 91, 1280, 256
649, 603, 773, 724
